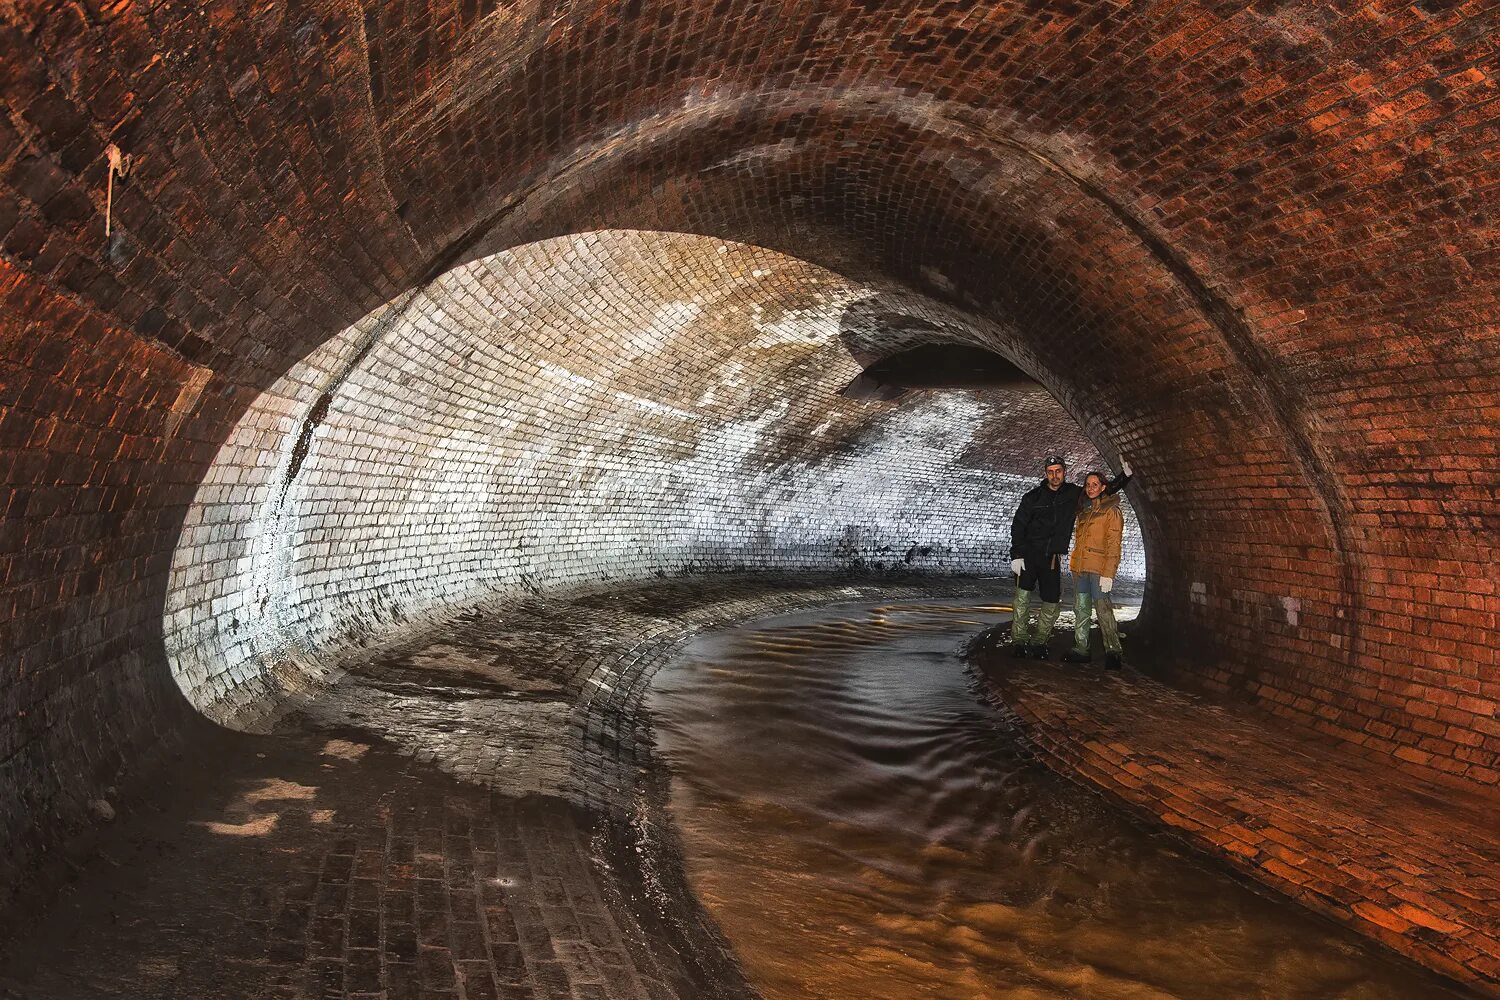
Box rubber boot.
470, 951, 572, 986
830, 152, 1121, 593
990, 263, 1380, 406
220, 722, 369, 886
1063, 591, 1093, 663
1032, 601, 1062, 659
1098, 596, 1123, 670
1009, 588, 1033, 657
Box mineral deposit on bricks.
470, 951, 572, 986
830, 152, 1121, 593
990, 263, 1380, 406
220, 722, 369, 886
164, 233, 1139, 725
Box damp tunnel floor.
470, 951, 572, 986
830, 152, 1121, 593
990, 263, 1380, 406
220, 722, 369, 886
0, 579, 1490, 1000
651, 600, 1479, 1000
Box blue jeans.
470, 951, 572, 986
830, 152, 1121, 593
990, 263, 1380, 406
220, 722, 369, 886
1075, 572, 1106, 599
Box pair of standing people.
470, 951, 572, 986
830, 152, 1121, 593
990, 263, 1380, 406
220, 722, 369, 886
1007, 454, 1131, 669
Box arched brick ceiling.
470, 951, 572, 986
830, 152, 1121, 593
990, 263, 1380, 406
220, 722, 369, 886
0, 0, 1496, 914
164, 230, 1135, 728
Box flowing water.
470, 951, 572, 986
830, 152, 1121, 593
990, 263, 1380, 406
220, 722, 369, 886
648, 600, 1469, 1000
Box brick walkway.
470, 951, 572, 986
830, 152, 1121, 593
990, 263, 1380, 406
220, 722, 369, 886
0, 575, 985, 1000
973, 636, 1500, 998
0, 723, 748, 1000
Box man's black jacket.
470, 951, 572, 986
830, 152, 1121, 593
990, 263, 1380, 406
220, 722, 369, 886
1009, 471, 1131, 559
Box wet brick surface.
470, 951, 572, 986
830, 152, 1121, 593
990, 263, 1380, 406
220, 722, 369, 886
1, 576, 988, 1000
974, 631, 1500, 997
283, 575, 996, 813
0, 721, 744, 1000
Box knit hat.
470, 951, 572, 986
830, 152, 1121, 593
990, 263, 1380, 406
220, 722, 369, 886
1044, 454, 1066, 469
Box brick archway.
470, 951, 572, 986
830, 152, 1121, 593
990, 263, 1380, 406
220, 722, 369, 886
1, 0, 1494, 927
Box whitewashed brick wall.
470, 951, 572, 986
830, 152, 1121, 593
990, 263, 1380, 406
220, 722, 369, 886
164, 232, 1145, 724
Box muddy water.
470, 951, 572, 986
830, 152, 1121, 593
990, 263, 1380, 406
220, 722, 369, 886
648, 601, 1468, 1000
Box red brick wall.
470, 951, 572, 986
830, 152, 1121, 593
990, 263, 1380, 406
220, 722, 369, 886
2, 0, 1496, 905
0, 259, 203, 893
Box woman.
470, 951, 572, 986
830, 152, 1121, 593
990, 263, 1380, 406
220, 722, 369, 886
1064, 471, 1124, 669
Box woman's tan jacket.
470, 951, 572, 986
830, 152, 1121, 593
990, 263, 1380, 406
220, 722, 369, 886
1070, 493, 1123, 577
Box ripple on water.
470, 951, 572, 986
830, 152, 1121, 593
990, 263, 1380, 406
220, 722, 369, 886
648, 600, 1472, 1000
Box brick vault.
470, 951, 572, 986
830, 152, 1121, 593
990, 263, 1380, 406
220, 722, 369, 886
162, 231, 1144, 729
0, 0, 1497, 991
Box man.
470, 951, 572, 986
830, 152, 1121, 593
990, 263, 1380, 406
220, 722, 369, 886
1008, 454, 1131, 659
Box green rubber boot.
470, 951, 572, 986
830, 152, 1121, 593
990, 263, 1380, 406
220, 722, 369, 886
1064, 591, 1093, 662
1033, 601, 1062, 659
1098, 596, 1123, 669
1009, 588, 1033, 655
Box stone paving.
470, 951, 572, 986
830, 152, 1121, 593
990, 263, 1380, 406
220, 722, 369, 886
972, 626, 1500, 998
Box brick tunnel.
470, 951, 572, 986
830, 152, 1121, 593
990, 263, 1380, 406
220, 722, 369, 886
1, 2, 1497, 998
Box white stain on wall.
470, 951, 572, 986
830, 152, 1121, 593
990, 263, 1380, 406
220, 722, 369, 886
165, 232, 1144, 727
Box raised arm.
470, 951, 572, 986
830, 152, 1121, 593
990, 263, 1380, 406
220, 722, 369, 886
1103, 459, 1133, 496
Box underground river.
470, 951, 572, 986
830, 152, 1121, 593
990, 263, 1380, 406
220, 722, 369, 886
647, 600, 1471, 1000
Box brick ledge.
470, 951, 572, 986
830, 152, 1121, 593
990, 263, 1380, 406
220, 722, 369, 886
973, 640, 1500, 997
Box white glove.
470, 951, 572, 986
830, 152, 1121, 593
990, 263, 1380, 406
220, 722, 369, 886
1100, 577, 1113, 593
1011, 558, 1024, 576
1119, 459, 1132, 476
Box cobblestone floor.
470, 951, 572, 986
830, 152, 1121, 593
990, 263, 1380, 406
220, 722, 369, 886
0, 575, 988, 1000
972, 628, 1500, 998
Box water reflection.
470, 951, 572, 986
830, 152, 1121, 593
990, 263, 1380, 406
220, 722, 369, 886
649, 601, 1467, 1000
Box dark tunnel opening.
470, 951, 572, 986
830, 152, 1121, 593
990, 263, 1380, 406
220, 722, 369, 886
840, 343, 1041, 401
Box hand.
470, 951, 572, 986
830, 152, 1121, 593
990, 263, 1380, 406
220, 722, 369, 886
1011, 558, 1024, 576
1119, 459, 1132, 476
1100, 577, 1113, 593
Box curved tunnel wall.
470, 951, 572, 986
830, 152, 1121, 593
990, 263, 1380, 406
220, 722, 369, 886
1, 0, 1497, 914
165, 231, 1142, 725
